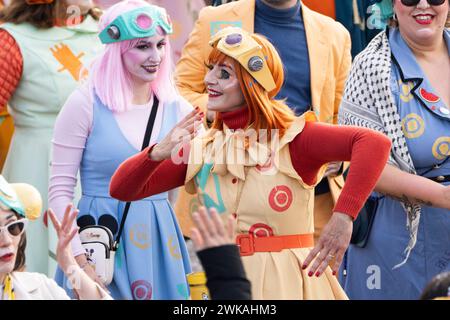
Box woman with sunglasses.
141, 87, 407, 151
0, 175, 110, 300
338, 0, 450, 299
49, 0, 199, 299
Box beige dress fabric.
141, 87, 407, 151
185, 116, 348, 300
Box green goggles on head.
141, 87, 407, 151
99, 6, 173, 44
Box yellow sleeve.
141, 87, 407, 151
174, 7, 211, 112
333, 30, 352, 125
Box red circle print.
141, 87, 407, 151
131, 280, 152, 300
268, 185, 293, 212
248, 223, 274, 238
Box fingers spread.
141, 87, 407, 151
210, 208, 225, 238
48, 209, 61, 233
302, 242, 322, 270
190, 227, 204, 251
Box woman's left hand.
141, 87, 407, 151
48, 204, 79, 274
302, 212, 353, 277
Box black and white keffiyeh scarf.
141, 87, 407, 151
338, 29, 421, 269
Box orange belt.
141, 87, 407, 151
236, 233, 314, 256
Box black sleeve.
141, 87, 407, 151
197, 245, 252, 300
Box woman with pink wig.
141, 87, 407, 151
48, 0, 201, 299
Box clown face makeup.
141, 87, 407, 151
0, 210, 23, 276
123, 35, 167, 85
204, 57, 246, 113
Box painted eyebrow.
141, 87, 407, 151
218, 63, 233, 69
137, 38, 166, 45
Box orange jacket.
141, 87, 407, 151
175, 0, 351, 125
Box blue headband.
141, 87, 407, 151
99, 6, 173, 44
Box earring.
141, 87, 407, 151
393, 12, 398, 21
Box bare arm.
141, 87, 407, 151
375, 163, 450, 209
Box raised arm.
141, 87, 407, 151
48, 86, 93, 258
48, 206, 111, 300
110, 108, 204, 201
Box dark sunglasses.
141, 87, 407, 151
0, 219, 28, 237
401, 0, 446, 6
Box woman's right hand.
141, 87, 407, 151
150, 107, 203, 161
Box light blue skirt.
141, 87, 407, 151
55, 193, 191, 300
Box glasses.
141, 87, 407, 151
0, 219, 28, 237
401, 0, 446, 6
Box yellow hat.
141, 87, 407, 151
209, 27, 276, 92
0, 175, 42, 221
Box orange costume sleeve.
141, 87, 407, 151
0, 29, 23, 110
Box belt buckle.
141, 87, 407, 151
236, 234, 254, 256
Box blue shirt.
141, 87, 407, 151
254, 0, 311, 116
389, 27, 450, 177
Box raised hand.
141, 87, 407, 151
190, 206, 236, 252
149, 107, 203, 161
47, 204, 79, 274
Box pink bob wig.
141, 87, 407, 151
88, 0, 177, 113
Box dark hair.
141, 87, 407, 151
11, 212, 26, 272
420, 272, 450, 300
0, 0, 101, 29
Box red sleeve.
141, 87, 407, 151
289, 122, 391, 219
0, 29, 23, 110
110, 144, 189, 201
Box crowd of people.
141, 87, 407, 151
0, 0, 449, 300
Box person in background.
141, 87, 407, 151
49, 0, 196, 299
0, 0, 103, 276
190, 206, 252, 300
110, 27, 392, 299
93, 0, 206, 62
0, 175, 110, 300
173, 0, 353, 270
0, 0, 14, 172
339, 0, 450, 299
420, 271, 450, 300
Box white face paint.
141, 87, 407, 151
122, 34, 167, 85
204, 57, 246, 113
0, 210, 21, 276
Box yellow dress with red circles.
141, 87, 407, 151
185, 115, 348, 300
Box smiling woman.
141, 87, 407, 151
338, 0, 450, 300
110, 26, 393, 300
0, 175, 111, 300
49, 0, 199, 300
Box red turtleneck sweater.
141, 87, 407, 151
110, 108, 391, 219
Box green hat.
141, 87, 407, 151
99, 5, 173, 44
